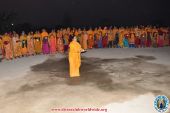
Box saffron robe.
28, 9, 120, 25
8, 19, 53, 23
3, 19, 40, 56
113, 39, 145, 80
69, 41, 82, 77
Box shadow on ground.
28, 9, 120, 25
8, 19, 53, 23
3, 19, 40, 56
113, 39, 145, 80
8, 55, 170, 99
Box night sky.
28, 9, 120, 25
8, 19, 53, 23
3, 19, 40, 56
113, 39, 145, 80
1, 0, 170, 27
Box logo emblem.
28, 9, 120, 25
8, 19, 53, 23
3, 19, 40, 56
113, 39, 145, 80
154, 95, 169, 112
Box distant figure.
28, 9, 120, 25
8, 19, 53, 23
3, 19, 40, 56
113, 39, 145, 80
49, 30, 56, 54
113, 32, 119, 48
27, 32, 35, 56
146, 30, 152, 47
119, 31, 124, 48
57, 30, 64, 53
34, 31, 42, 54
129, 33, 135, 48
12, 32, 22, 58
69, 36, 84, 77
3, 33, 13, 60
97, 31, 103, 48
20, 31, 28, 56
82, 31, 88, 50
123, 35, 129, 48
41, 29, 50, 54
102, 33, 108, 48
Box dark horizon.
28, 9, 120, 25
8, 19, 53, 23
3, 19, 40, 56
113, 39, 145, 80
1, 0, 170, 28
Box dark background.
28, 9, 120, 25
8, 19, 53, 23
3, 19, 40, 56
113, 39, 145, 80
0, 0, 170, 33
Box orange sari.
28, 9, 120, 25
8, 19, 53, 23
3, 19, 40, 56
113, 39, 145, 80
3, 35, 13, 59
69, 41, 82, 77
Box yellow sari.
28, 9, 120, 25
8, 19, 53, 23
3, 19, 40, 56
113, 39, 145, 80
69, 41, 82, 77
34, 33, 42, 54
3, 35, 13, 59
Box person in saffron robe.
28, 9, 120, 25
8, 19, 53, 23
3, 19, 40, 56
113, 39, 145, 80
27, 32, 35, 55
49, 30, 56, 54
69, 36, 84, 77
82, 31, 88, 50
20, 31, 28, 56
12, 32, 22, 58
34, 31, 42, 54
3, 33, 13, 60
41, 29, 50, 54
57, 30, 64, 53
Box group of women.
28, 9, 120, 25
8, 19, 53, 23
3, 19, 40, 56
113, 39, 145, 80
0, 26, 170, 60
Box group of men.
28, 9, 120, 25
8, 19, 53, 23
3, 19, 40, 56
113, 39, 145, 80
0, 26, 170, 60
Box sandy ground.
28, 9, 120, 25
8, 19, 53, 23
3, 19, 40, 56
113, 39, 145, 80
0, 47, 170, 113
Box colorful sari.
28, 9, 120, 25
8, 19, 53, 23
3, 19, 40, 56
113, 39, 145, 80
13, 36, 22, 57
49, 34, 56, 54
57, 37, 64, 53
98, 36, 103, 48
3, 35, 13, 60
34, 33, 42, 54
27, 35, 35, 55
20, 35, 28, 56
69, 40, 82, 77
102, 35, 108, 48
63, 34, 69, 52
41, 32, 50, 54
82, 33, 88, 50
88, 34, 94, 49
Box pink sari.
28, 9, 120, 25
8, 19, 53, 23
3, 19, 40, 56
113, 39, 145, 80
49, 35, 56, 54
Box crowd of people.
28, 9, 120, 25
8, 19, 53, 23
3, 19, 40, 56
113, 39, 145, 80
0, 26, 170, 60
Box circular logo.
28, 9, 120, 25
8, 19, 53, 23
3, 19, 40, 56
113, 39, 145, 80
154, 95, 169, 113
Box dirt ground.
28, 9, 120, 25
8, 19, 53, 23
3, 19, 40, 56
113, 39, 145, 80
0, 48, 170, 113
